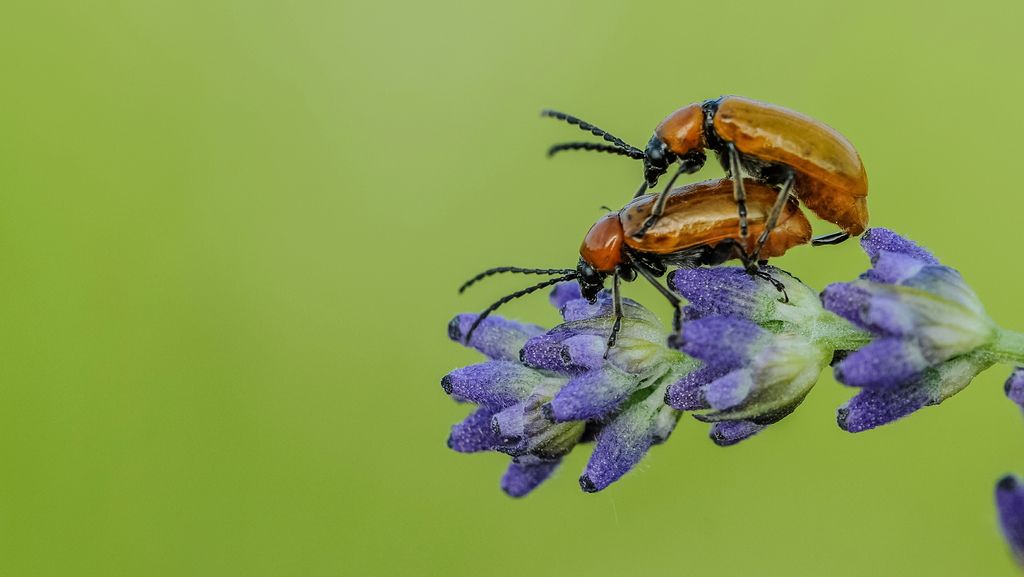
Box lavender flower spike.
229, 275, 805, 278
444, 282, 701, 496
996, 474, 1024, 567
823, 228, 1024, 432
668, 266, 870, 444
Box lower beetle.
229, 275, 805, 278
461, 178, 811, 352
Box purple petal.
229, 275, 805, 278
709, 420, 765, 446
448, 314, 545, 361
560, 292, 653, 324
864, 251, 929, 284
1005, 368, 1024, 408
823, 282, 919, 336
996, 475, 1024, 565
491, 402, 526, 443
680, 316, 764, 371
441, 361, 539, 409
519, 331, 581, 373
448, 407, 501, 452
860, 228, 938, 266
821, 282, 872, 327
501, 458, 560, 498
670, 267, 759, 319
834, 338, 928, 389
579, 413, 654, 493
902, 265, 978, 310
547, 368, 639, 422
705, 370, 755, 410
561, 292, 612, 321
519, 330, 572, 370
560, 334, 607, 372
836, 384, 932, 432
549, 281, 582, 310
861, 291, 918, 336
665, 365, 722, 410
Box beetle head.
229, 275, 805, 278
576, 259, 605, 303
643, 135, 677, 188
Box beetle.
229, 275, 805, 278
542, 95, 867, 251
459, 177, 812, 352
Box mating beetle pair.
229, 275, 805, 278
462, 96, 869, 353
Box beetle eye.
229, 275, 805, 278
644, 136, 669, 167
576, 261, 604, 303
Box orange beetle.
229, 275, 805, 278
460, 178, 811, 350
543, 95, 867, 249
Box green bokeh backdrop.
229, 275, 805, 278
4, 1, 1024, 575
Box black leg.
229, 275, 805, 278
627, 255, 682, 331
632, 165, 686, 238
632, 180, 649, 199
627, 256, 683, 347
726, 143, 749, 239
749, 170, 795, 263
604, 270, 624, 358
631, 156, 703, 238
812, 231, 851, 246
753, 269, 789, 303
726, 241, 789, 304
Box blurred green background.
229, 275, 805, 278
3, 0, 1024, 575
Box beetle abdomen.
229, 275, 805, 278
712, 96, 868, 235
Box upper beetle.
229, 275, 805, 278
543, 95, 868, 246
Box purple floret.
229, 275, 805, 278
448, 408, 501, 452
443, 278, 689, 495
1005, 368, 1024, 409
825, 228, 1003, 433
709, 420, 765, 446
679, 316, 764, 372
836, 385, 932, 433
549, 281, 582, 310
996, 474, 1024, 566
441, 361, 538, 408
860, 227, 938, 266
833, 338, 928, 390
665, 366, 720, 411
670, 267, 760, 319
580, 398, 678, 493
502, 458, 561, 498
547, 368, 639, 422
448, 314, 545, 361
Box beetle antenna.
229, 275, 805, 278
540, 110, 643, 157
459, 266, 576, 294
464, 273, 578, 344
547, 142, 645, 160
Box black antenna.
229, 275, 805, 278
540, 110, 643, 157
547, 142, 645, 159
464, 273, 578, 344
458, 267, 576, 294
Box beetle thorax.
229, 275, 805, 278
579, 213, 625, 274
655, 104, 706, 158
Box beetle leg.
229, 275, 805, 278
812, 231, 851, 246
728, 241, 789, 303
627, 254, 683, 346
749, 169, 796, 263
632, 155, 704, 238
632, 180, 649, 199
604, 269, 624, 358
753, 269, 789, 303
726, 143, 749, 240
631, 165, 686, 238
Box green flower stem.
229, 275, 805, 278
989, 328, 1024, 366
812, 310, 874, 352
